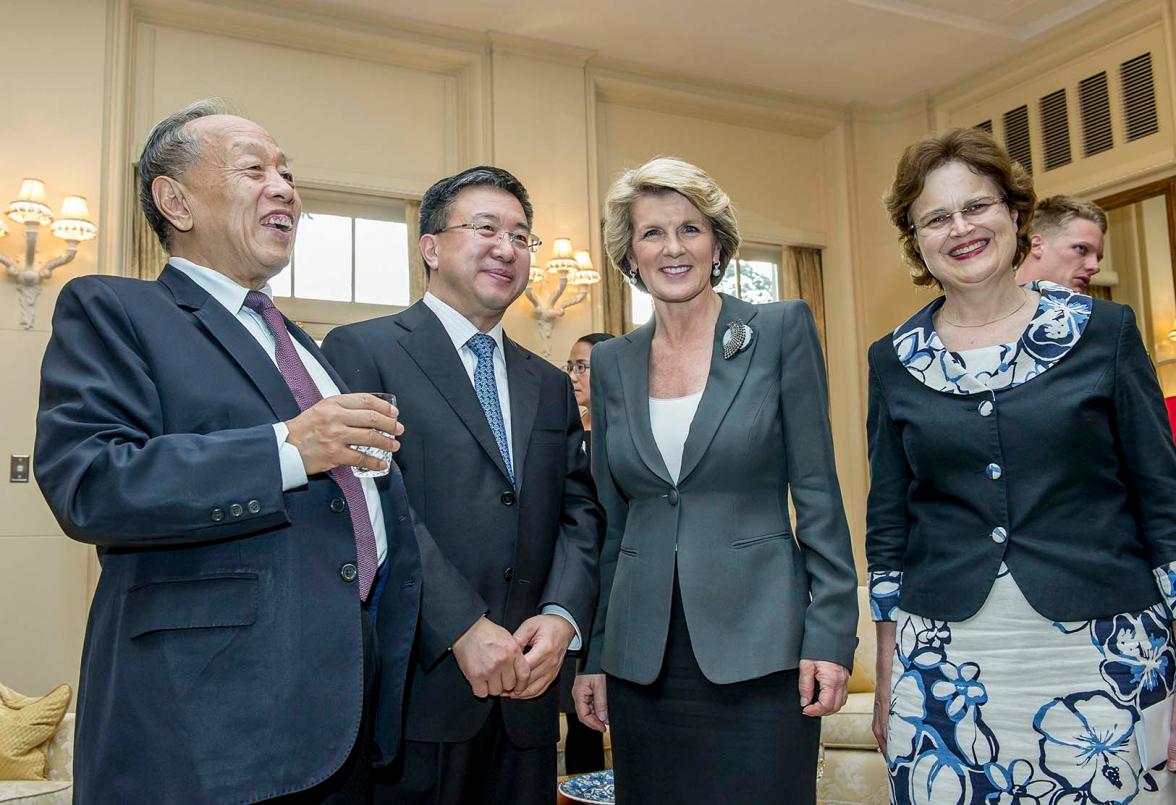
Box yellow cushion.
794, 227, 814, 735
0, 683, 72, 781
820, 691, 878, 750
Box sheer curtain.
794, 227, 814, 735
131, 177, 167, 280
781, 246, 827, 355
405, 199, 427, 304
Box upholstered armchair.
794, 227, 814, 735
817, 587, 888, 805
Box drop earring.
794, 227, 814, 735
711, 261, 722, 277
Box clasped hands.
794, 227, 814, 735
452, 614, 575, 700
284, 393, 403, 475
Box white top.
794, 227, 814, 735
421, 292, 513, 469
649, 392, 703, 483
168, 257, 387, 564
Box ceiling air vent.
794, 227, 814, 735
1039, 89, 1072, 171
1003, 105, 1032, 174
976, 120, 993, 134
1078, 71, 1113, 156
1120, 52, 1159, 142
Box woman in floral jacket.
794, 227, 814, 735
867, 127, 1176, 804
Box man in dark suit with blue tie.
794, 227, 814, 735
34, 99, 426, 803
322, 167, 602, 804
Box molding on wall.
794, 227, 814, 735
98, 0, 134, 278
587, 61, 848, 138
487, 31, 596, 68
847, 0, 1114, 42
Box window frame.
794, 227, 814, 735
274, 185, 416, 340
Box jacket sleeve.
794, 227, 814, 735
778, 302, 859, 670
34, 277, 290, 547
537, 379, 604, 641
1109, 305, 1176, 569
322, 323, 488, 667
582, 347, 627, 674
865, 346, 913, 573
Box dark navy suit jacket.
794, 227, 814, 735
34, 266, 423, 803
322, 301, 603, 749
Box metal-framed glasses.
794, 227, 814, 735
438, 221, 542, 253
565, 360, 590, 376
912, 197, 1007, 235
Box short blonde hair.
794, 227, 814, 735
603, 157, 741, 292
884, 128, 1035, 288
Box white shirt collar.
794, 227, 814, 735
422, 291, 506, 355
168, 257, 274, 316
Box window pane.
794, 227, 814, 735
739, 259, 778, 304
293, 213, 352, 302
716, 260, 738, 297
355, 219, 409, 305
270, 263, 292, 297
630, 287, 653, 325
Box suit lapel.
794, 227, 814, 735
504, 337, 540, 491
158, 265, 300, 421
677, 294, 759, 485
397, 302, 513, 484
618, 321, 672, 485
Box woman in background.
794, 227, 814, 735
560, 332, 614, 775
867, 127, 1176, 804
574, 157, 857, 804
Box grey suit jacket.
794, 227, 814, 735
583, 294, 858, 684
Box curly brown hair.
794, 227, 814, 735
884, 128, 1036, 288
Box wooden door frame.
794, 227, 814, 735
1095, 177, 1176, 296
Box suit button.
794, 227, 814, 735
991, 527, 1008, 544
247, 499, 261, 514
211, 507, 224, 523
978, 400, 994, 417
504, 567, 513, 582
340, 563, 358, 582
667, 489, 680, 506
229, 503, 244, 518
330, 498, 346, 513
501, 491, 516, 506
986, 463, 1002, 480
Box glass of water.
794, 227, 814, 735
351, 392, 397, 478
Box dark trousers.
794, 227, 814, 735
608, 574, 821, 805
373, 701, 556, 805
268, 565, 389, 804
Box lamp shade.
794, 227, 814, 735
546, 237, 578, 274
51, 195, 98, 242
17, 178, 47, 204
569, 250, 600, 285
6, 178, 53, 225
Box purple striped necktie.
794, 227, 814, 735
243, 290, 379, 601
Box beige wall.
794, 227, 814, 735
0, 0, 109, 700
4, 0, 1176, 698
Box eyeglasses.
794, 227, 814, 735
565, 361, 590, 376
911, 197, 1007, 235
438, 221, 542, 253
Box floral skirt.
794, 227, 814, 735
886, 567, 1174, 804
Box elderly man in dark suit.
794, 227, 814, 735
322, 166, 602, 805
35, 98, 426, 803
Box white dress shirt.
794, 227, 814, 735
170, 257, 387, 565
421, 291, 580, 648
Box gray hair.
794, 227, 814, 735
137, 97, 232, 251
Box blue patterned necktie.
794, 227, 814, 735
466, 333, 515, 484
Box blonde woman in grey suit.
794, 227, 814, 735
572, 157, 859, 804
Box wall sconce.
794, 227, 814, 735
0, 178, 98, 329
523, 237, 600, 358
